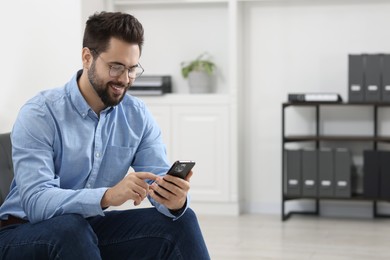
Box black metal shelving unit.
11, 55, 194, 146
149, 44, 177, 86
281, 102, 390, 221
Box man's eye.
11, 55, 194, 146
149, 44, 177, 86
111, 65, 124, 71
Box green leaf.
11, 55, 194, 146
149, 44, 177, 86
181, 52, 216, 79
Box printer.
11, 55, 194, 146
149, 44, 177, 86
128, 75, 172, 96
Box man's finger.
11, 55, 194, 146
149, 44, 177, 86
135, 172, 158, 181
185, 171, 193, 182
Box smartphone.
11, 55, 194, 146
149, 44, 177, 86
166, 160, 195, 179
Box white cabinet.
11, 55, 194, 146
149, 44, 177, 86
145, 105, 172, 159
171, 105, 229, 202
141, 94, 239, 214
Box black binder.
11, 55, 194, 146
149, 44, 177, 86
302, 149, 317, 197
363, 150, 380, 198
348, 54, 365, 102
381, 54, 390, 102
318, 148, 334, 197
380, 151, 390, 199
334, 148, 351, 198
288, 93, 342, 103
364, 54, 381, 102
285, 149, 301, 196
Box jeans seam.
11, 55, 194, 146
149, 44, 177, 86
98, 234, 183, 259
0, 240, 56, 247
0, 241, 60, 259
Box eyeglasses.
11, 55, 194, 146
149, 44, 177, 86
91, 49, 144, 79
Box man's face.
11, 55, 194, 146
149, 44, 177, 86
88, 38, 140, 107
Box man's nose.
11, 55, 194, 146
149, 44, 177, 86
118, 70, 131, 85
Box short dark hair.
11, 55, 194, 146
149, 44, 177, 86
83, 12, 144, 56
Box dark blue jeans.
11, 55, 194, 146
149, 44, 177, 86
0, 207, 210, 259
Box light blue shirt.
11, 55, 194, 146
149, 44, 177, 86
0, 71, 188, 223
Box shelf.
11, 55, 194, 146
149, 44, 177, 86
284, 135, 390, 142
135, 93, 231, 105
112, 0, 384, 4
109, 0, 231, 95
112, 0, 228, 6
283, 102, 390, 108
282, 102, 390, 221
284, 194, 390, 202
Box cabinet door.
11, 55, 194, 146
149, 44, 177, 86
171, 105, 229, 202
144, 105, 172, 161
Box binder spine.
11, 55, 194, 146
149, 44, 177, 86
364, 54, 381, 102
285, 149, 301, 196
348, 54, 365, 102
302, 149, 317, 197
334, 148, 351, 198
319, 148, 334, 197
363, 150, 380, 198
380, 151, 390, 199
381, 54, 390, 102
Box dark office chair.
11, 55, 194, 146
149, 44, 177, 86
0, 133, 13, 206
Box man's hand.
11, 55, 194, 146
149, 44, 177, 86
149, 171, 193, 211
101, 172, 157, 208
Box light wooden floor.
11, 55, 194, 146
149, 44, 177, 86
197, 214, 390, 260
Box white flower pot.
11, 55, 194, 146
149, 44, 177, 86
188, 71, 212, 93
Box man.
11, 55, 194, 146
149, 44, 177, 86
0, 12, 210, 259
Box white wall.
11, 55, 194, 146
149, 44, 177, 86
242, 0, 390, 215
0, 0, 82, 133
81, 0, 105, 26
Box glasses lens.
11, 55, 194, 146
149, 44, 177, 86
109, 65, 125, 77
109, 64, 143, 78
129, 65, 144, 79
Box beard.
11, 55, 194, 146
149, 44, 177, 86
88, 61, 129, 107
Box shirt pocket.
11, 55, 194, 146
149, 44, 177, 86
99, 145, 137, 185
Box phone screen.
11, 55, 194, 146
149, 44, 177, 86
166, 160, 195, 179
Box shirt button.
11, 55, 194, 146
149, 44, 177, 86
95, 152, 101, 158
86, 184, 91, 188
82, 113, 86, 117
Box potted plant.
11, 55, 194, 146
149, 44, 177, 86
181, 53, 216, 93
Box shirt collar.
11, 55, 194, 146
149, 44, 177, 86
67, 70, 115, 119
68, 70, 92, 119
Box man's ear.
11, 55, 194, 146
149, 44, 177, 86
82, 47, 93, 69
